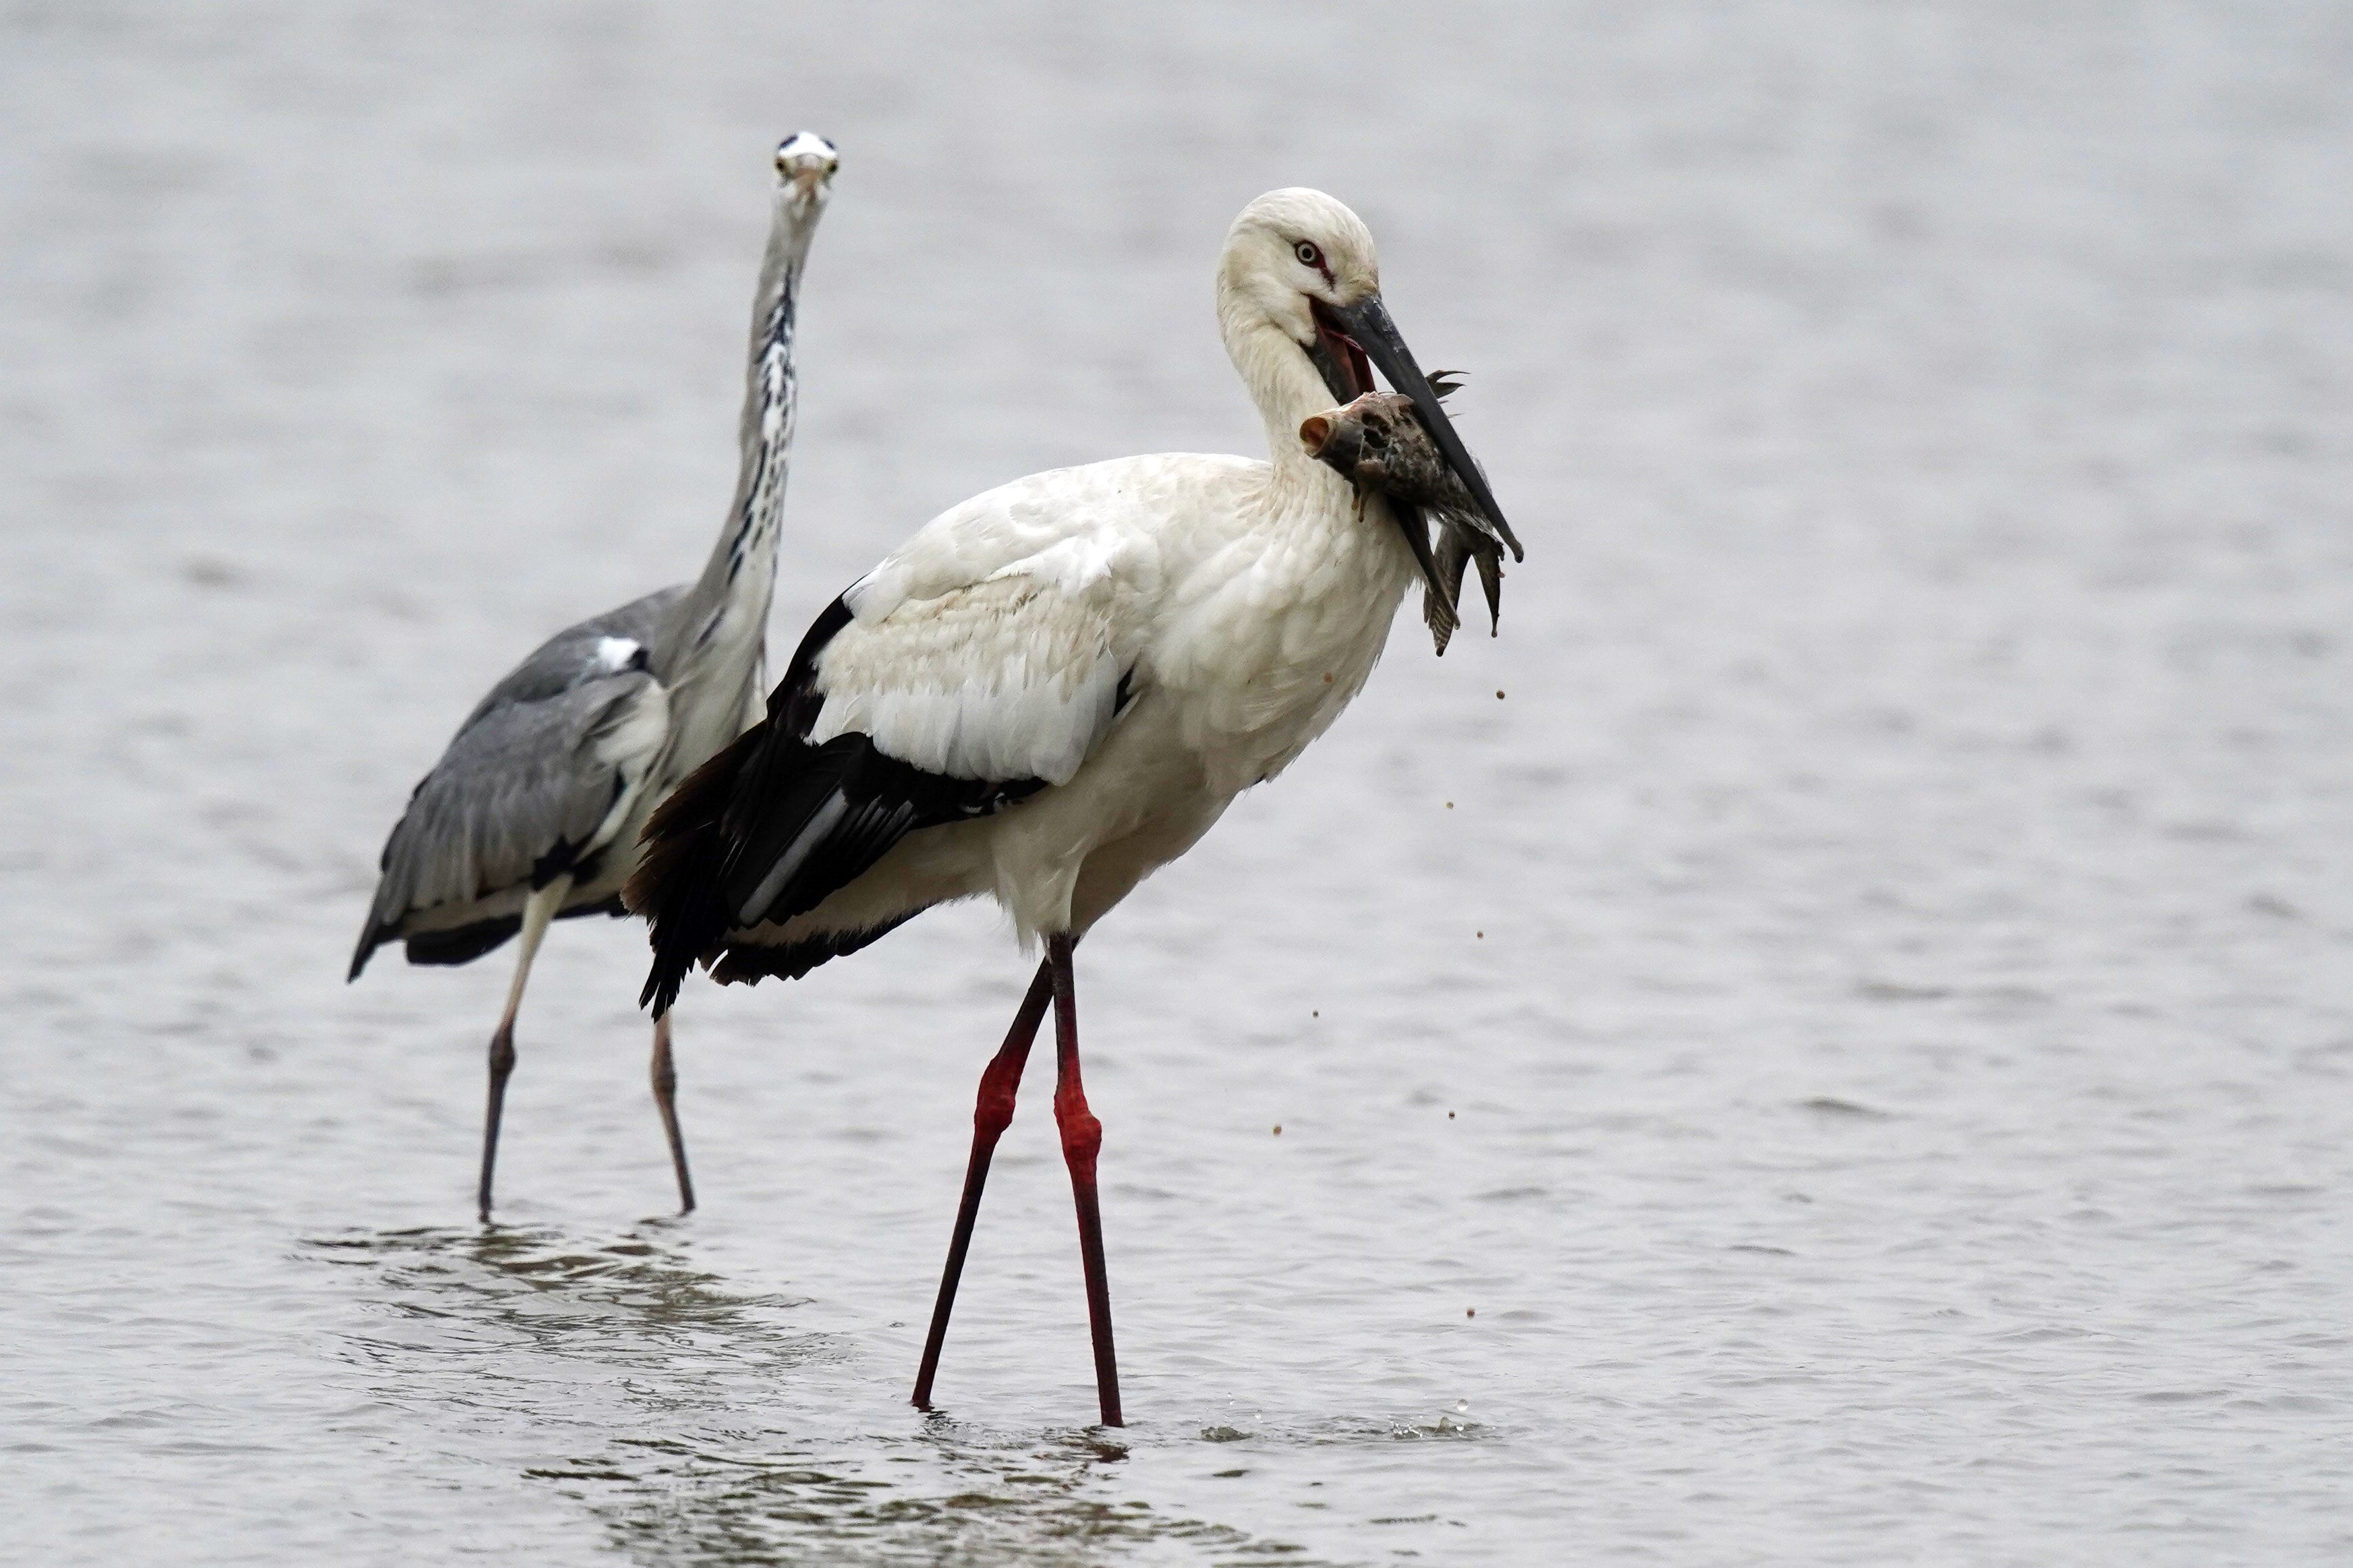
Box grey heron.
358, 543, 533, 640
349, 133, 839, 1221
626, 188, 1513, 1425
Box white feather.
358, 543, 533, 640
814, 577, 1120, 784
585, 678, 672, 852
812, 471, 1187, 783
591, 679, 669, 775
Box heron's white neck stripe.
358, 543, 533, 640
721, 308, 799, 593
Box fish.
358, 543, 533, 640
1299, 378, 1516, 655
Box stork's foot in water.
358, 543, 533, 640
478, 1018, 516, 1224
1049, 933, 1124, 1428
650, 1013, 697, 1214
913, 960, 1055, 1411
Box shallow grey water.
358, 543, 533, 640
7, 3, 2353, 1563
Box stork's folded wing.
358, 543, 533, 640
809, 571, 1129, 787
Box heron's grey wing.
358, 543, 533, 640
351, 667, 671, 977
459, 585, 685, 728
594, 584, 689, 643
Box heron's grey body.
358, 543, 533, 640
349, 587, 681, 971
347, 134, 839, 1219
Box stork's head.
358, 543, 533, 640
1222, 187, 1382, 348
772, 132, 839, 214
1220, 187, 1517, 561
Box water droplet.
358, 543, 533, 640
1455, 1399, 1470, 1414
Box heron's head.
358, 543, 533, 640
773, 132, 839, 212
1221, 187, 1517, 562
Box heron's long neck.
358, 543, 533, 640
652, 196, 818, 686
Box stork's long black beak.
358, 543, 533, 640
1319, 295, 1522, 561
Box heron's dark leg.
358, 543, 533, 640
478, 878, 567, 1223
1048, 933, 1123, 1427
650, 1011, 696, 1215
913, 958, 1054, 1410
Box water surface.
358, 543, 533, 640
7, 3, 2353, 1563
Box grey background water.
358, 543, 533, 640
6, 3, 2350, 1563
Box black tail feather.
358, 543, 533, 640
629, 726, 762, 1017
709, 907, 926, 986
629, 583, 1054, 1018
348, 922, 387, 982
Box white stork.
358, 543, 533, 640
350, 134, 839, 1221
627, 187, 1514, 1426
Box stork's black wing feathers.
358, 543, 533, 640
715, 733, 922, 929
709, 906, 926, 986
628, 594, 1044, 1017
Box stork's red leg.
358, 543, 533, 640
913, 959, 1054, 1410
1048, 933, 1124, 1427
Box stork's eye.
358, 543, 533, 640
1294, 239, 1324, 270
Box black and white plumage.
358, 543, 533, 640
626, 187, 1515, 1426
349, 133, 839, 1221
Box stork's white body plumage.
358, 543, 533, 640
630, 187, 1514, 1427
778, 447, 1415, 942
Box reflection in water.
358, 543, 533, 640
306, 1222, 807, 1371
582, 1426, 1243, 1568
303, 1227, 1315, 1566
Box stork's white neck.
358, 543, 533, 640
1220, 297, 1341, 464
1218, 290, 1380, 535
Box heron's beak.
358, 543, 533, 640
1314, 295, 1521, 562
774, 132, 837, 204
778, 161, 831, 201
